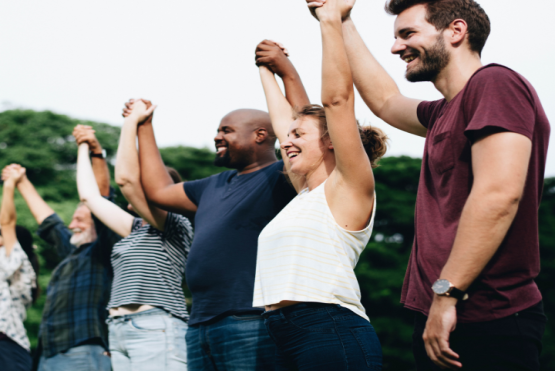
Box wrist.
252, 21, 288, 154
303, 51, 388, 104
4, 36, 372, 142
3, 180, 16, 189
319, 14, 343, 26
433, 294, 458, 306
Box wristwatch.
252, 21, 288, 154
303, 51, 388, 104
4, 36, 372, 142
90, 149, 106, 159
432, 279, 469, 300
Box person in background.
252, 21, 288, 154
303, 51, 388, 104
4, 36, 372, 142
0, 165, 38, 371
120, 94, 299, 370
254, 0, 388, 367
14, 126, 120, 371
76, 101, 193, 371
306, 0, 551, 369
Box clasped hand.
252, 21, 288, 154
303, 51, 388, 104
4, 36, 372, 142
306, 0, 355, 22
1, 164, 26, 186
122, 99, 156, 125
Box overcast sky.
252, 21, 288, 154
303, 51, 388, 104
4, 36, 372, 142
1, 0, 553, 176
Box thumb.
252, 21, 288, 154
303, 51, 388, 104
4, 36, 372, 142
145, 104, 157, 117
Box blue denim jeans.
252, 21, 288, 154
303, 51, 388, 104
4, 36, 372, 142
37, 344, 111, 371
263, 303, 382, 371
186, 313, 276, 370
107, 308, 188, 371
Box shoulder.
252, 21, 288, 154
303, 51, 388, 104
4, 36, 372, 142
39, 213, 63, 228
467, 64, 533, 98
164, 212, 193, 236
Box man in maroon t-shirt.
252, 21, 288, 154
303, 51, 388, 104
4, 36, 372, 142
303, 0, 551, 370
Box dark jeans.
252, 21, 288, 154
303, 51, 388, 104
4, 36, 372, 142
0, 337, 32, 371
186, 313, 276, 371
412, 301, 547, 371
263, 303, 382, 370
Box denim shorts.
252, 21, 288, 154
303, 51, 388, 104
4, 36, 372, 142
106, 307, 188, 371
263, 303, 382, 370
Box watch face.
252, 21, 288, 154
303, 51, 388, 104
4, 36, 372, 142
432, 279, 451, 295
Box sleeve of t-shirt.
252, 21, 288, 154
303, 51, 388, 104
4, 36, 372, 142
131, 218, 143, 233
0, 242, 24, 281
163, 212, 193, 257
463, 66, 535, 141
37, 213, 74, 259
417, 99, 446, 129
183, 176, 213, 206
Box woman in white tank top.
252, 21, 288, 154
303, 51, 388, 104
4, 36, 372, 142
254, 1, 388, 369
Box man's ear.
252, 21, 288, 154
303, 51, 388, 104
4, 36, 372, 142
449, 19, 468, 47
255, 128, 268, 144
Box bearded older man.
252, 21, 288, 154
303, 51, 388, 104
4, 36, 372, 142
15, 125, 121, 371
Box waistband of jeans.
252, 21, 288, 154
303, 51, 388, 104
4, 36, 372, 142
262, 302, 337, 319
108, 307, 168, 321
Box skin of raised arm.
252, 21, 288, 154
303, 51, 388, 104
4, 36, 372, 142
137, 120, 197, 218
259, 66, 306, 193
255, 40, 310, 110
72, 125, 111, 196
16, 175, 55, 226
115, 103, 168, 231
316, 2, 375, 230
341, 17, 426, 137
0, 169, 19, 256
77, 143, 134, 238
422, 132, 533, 370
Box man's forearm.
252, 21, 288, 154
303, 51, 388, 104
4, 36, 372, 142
440, 192, 521, 292
282, 70, 310, 110
17, 178, 55, 225
137, 123, 173, 203
342, 17, 400, 116
91, 156, 111, 197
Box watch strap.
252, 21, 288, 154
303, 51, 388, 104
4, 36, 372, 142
449, 287, 469, 301
90, 149, 106, 159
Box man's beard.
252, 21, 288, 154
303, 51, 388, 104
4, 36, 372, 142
70, 227, 94, 247
406, 35, 450, 83
214, 150, 231, 167
214, 146, 253, 169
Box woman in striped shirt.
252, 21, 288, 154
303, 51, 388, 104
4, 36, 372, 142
254, 0, 388, 369
75, 100, 193, 371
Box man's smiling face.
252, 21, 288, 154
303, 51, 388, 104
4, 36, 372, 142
391, 4, 451, 83
213, 111, 256, 169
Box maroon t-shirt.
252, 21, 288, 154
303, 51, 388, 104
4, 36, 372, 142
401, 64, 551, 323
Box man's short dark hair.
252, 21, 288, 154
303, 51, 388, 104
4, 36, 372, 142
385, 0, 491, 55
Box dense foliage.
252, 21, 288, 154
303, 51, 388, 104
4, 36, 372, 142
1, 110, 553, 370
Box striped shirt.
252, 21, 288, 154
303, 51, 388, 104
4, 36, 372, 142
253, 180, 375, 320
108, 212, 193, 320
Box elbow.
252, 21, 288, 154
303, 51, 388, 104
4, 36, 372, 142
321, 93, 353, 110
475, 187, 523, 221
115, 176, 138, 190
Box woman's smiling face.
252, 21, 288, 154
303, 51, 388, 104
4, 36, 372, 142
281, 117, 331, 177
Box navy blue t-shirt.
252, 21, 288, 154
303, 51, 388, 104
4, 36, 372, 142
183, 160, 296, 325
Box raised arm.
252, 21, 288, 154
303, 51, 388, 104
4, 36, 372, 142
72, 125, 112, 196
135, 101, 197, 218
76, 142, 134, 238
16, 171, 55, 226
0, 165, 25, 256
115, 99, 168, 231
255, 40, 310, 110
318, 1, 374, 191
308, 0, 425, 137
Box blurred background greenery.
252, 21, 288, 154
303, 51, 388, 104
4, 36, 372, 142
1, 109, 553, 370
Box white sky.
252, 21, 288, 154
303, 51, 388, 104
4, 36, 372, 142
1, 0, 554, 176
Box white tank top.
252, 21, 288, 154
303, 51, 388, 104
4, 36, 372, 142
253, 180, 376, 320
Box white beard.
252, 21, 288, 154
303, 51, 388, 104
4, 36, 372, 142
70, 228, 94, 247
